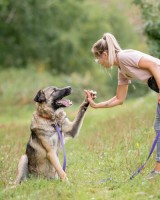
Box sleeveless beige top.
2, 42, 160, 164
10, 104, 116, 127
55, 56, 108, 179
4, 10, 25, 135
117, 49, 160, 85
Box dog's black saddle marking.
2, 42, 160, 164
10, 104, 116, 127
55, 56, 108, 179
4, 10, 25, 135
31, 130, 37, 139
26, 143, 35, 155
26, 130, 37, 155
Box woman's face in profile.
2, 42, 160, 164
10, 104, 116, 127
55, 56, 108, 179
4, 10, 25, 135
95, 52, 110, 68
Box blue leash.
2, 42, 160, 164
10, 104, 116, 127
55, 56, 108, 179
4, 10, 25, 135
54, 105, 160, 179
98, 131, 160, 183
130, 104, 160, 179
130, 130, 160, 179
55, 123, 66, 172
99, 104, 160, 183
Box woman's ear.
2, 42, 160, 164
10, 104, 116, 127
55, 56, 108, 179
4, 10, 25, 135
103, 51, 108, 58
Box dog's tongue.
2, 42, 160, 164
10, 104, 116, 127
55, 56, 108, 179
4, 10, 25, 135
57, 99, 72, 107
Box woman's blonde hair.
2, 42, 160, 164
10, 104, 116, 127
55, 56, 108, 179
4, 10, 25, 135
91, 33, 122, 66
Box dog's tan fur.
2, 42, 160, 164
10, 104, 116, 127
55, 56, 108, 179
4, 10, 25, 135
15, 86, 96, 184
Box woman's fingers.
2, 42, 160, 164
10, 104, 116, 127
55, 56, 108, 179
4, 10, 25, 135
84, 90, 92, 98
84, 89, 97, 102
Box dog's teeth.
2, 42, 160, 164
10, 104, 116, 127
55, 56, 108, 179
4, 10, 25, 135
68, 100, 72, 105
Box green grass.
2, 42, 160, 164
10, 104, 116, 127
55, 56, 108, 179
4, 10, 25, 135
0, 90, 160, 200
0, 67, 159, 199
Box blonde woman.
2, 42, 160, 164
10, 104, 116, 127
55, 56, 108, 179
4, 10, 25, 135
85, 32, 160, 179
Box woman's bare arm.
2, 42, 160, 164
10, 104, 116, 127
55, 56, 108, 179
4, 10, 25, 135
84, 84, 128, 108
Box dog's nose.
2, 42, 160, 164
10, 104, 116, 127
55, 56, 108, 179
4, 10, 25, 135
67, 86, 72, 90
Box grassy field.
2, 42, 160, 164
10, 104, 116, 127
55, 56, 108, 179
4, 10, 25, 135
0, 89, 160, 199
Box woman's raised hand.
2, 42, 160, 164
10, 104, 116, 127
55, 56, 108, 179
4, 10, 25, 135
84, 90, 97, 108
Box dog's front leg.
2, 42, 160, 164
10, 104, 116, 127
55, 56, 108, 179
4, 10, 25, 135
36, 134, 67, 181
65, 90, 97, 138
47, 150, 67, 181
65, 99, 89, 138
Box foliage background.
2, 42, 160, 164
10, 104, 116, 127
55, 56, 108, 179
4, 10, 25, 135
0, 0, 141, 72
134, 0, 160, 58
0, 0, 155, 101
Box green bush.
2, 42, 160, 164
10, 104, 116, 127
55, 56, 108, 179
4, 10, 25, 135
0, 0, 143, 73
133, 0, 160, 58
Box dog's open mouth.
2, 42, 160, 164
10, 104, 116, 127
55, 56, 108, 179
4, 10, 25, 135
56, 99, 72, 107
53, 87, 73, 109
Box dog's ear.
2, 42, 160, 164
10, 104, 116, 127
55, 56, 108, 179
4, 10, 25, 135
34, 90, 46, 103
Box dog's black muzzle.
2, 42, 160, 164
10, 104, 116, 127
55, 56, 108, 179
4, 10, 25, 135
58, 86, 72, 99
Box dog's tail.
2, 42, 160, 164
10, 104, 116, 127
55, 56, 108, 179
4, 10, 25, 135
15, 154, 29, 184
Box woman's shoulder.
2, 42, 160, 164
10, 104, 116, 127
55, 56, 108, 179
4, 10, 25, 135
118, 49, 143, 58
117, 49, 145, 66
117, 49, 144, 62
118, 49, 160, 64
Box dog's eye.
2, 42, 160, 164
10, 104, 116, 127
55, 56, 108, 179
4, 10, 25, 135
53, 88, 57, 92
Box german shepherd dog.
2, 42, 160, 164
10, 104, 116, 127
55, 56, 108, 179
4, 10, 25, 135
15, 86, 96, 184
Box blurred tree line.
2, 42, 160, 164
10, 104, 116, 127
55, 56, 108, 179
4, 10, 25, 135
1, 0, 159, 101
133, 0, 160, 58
1, 0, 141, 73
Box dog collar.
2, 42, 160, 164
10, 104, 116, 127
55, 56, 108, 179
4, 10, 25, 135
38, 113, 52, 120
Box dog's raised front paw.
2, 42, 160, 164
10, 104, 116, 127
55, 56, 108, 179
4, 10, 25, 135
84, 90, 97, 101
